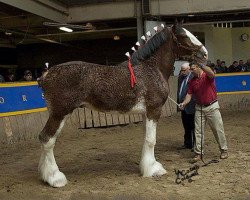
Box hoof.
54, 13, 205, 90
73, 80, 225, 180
46, 171, 68, 188
141, 161, 167, 177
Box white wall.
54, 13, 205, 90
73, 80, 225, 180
232, 28, 250, 62
213, 28, 233, 65
184, 24, 215, 63
184, 24, 250, 65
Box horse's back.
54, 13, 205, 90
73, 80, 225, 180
40, 60, 143, 114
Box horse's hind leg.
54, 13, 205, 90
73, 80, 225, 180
38, 114, 67, 187
140, 114, 167, 177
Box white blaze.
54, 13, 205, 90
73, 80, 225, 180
183, 28, 208, 57
183, 28, 201, 46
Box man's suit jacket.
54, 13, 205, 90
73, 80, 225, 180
177, 72, 196, 114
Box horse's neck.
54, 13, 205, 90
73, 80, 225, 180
154, 44, 176, 81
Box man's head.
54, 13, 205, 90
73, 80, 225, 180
232, 61, 238, 67
189, 61, 202, 77
216, 59, 221, 65
206, 60, 212, 66
0, 75, 5, 83
7, 72, 15, 82
23, 70, 33, 81
239, 60, 244, 65
179, 62, 190, 76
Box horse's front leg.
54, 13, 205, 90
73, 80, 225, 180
38, 115, 67, 187
140, 116, 167, 177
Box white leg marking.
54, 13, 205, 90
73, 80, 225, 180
38, 119, 67, 187
140, 117, 167, 177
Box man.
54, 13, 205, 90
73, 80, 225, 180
179, 61, 228, 163
214, 59, 225, 73
177, 62, 195, 150
243, 59, 250, 72
206, 60, 212, 67
0, 74, 5, 83
228, 61, 239, 72
21, 70, 34, 81
6, 72, 16, 82
238, 59, 245, 72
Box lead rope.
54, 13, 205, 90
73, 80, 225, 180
166, 86, 200, 184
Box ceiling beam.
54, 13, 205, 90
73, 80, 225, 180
34, 27, 137, 42
0, 26, 63, 45
0, 0, 68, 23
151, 0, 250, 16
0, 64, 17, 68
68, 0, 250, 23
68, 1, 136, 23
0, 15, 46, 30
0, 40, 16, 48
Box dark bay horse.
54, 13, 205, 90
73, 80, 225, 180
38, 22, 208, 187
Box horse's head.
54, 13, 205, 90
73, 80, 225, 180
171, 21, 208, 64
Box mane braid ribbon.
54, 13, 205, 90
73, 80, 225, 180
128, 57, 136, 88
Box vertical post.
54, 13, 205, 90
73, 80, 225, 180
3, 117, 13, 144
135, 0, 144, 41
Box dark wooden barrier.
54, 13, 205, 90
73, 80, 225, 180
1, 75, 249, 144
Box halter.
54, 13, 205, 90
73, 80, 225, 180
170, 28, 204, 60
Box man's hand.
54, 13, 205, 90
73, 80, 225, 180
198, 63, 206, 69
179, 103, 185, 110
198, 63, 215, 78
180, 94, 192, 110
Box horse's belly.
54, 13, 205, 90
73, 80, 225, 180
81, 97, 146, 114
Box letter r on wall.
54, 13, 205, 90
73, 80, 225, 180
22, 95, 27, 101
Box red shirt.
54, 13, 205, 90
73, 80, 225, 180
187, 72, 217, 105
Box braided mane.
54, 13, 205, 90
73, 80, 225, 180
131, 28, 169, 66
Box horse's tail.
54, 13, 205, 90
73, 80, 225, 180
37, 71, 48, 88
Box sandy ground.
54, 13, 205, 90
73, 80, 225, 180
0, 110, 249, 200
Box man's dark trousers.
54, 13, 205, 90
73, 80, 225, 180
181, 110, 195, 149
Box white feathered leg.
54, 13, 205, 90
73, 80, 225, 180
140, 117, 167, 177
38, 119, 67, 187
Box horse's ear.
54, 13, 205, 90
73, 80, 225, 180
172, 19, 179, 33
174, 18, 178, 26
180, 19, 184, 26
